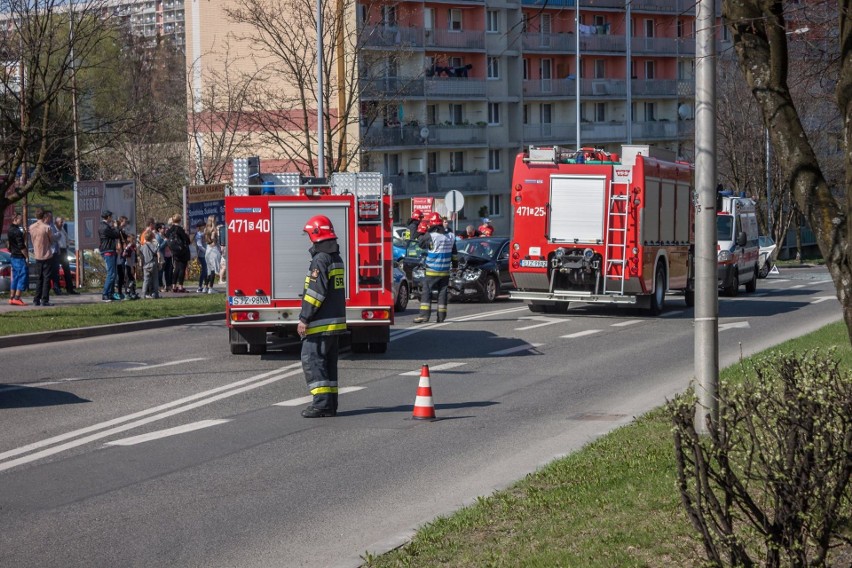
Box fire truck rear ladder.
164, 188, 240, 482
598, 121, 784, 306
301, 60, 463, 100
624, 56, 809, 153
332, 172, 388, 295
603, 181, 628, 295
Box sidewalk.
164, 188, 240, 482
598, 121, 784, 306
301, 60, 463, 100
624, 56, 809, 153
0, 285, 226, 348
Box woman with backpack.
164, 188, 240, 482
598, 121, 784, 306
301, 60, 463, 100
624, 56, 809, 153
166, 214, 191, 292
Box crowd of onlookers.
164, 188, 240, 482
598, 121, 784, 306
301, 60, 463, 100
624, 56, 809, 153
5, 209, 225, 307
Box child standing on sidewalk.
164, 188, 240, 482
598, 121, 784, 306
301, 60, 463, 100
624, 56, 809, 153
140, 229, 160, 299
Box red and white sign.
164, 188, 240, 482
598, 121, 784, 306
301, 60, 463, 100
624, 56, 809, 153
411, 197, 434, 212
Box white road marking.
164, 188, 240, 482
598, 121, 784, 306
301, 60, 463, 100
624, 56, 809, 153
274, 386, 366, 407
104, 420, 230, 447
514, 316, 568, 331
718, 321, 750, 332
489, 343, 543, 356
611, 320, 642, 327
771, 279, 790, 283
753, 293, 769, 297
561, 330, 602, 339
660, 310, 684, 317
390, 306, 529, 340
791, 284, 806, 289
399, 362, 466, 376
0, 363, 303, 471
126, 358, 206, 371
811, 296, 836, 304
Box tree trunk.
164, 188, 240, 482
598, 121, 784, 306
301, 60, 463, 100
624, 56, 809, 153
723, 0, 852, 343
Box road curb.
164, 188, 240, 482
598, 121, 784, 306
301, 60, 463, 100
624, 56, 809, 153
0, 312, 225, 349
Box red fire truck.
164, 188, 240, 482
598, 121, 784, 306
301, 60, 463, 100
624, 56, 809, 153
225, 161, 394, 354
509, 145, 694, 314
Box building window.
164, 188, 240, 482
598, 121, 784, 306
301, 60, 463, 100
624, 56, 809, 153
594, 15, 606, 27
645, 60, 655, 79
523, 58, 530, 80
677, 19, 683, 38
384, 154, 399, 175
488, 149, 501, 172
449, 9, 462, 31
488, 102, 500, 125
427, 105, 438, 125
489, 194, 502, 216
449, 104, 463, 125
487, 57, 500, 79
428, 152, 438, 173
523, 104, 529, 124
644, 102, 656, 121
382, 5, 396, 27
450, 151, 464, 172
594, 59, 606, 79
487, 10, 499, 33
644, 19, 654, 37
595, 102, 606, 122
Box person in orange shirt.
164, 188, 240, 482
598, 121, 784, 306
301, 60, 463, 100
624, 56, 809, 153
28, 209, 55, 306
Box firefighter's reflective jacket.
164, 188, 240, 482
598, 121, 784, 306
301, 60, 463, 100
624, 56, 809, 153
299, 240, 347, 336
417, 229, 458, 277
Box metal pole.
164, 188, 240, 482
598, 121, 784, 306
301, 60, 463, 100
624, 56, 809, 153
575, 0, 580, 148
70, 5, 83, 288
625, 0, 632, 143
316, 0, 325, 178
694, 0, 719, 435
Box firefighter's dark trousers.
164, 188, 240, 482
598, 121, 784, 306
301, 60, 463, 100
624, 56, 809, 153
301, 334, 339, 411
418, 274, 449, 323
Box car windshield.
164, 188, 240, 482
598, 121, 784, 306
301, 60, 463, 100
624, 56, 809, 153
0, 250, 10, 262
759, 236, 775, 248
716, 215, 734, 241
459, 238, 500, 260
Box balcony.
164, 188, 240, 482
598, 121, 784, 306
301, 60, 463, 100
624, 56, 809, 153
521, 32, 696, 56
425, 29, 485, 50
424, 77, 487, 98
523, 78, 685, 98
389, 172, 488, 196
360, 76, 425, 99
523, 120, 693, 144
361, 25, 423, 49
361, 124, 487, 149
520, 0, 714, 13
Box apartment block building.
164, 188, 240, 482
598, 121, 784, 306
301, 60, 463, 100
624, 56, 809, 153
106, 0, 186, 47
175, 0, 724, 233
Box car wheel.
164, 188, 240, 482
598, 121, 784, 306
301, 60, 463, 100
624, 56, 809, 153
395, 282, 409, 312
543, 302, 570, 314
351, 343, 369, 354
368, 342, 388, 354
745, 266, 758, 293
648, 263, 666, 316
483, 276, 498, 303
723, 270, 739, 297
528, 302, 546, 313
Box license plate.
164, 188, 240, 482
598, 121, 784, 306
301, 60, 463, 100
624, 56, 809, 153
520, 259, 548, 268
230, 296, 271, 306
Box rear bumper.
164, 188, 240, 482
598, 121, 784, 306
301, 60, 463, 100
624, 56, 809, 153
509, 290, 639, 305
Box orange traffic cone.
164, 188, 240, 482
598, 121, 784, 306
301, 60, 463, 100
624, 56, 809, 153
412, 364, 437, 420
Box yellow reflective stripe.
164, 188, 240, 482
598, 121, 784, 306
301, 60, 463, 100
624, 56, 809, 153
425, 270, 449, 277
328, 268, 345, 277
304, 295, 322, 307
305, 323, 348, 335
311, 386, 339, 395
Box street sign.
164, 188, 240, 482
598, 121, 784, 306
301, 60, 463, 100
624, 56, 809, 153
444, 190, 464, 213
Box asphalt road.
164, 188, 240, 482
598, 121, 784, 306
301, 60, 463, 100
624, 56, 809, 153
0, 267, 841, 567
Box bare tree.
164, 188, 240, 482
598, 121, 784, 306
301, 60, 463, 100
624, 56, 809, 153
721, 0, 852, 339
187, 43, 256, 185
222, 0, 414, 176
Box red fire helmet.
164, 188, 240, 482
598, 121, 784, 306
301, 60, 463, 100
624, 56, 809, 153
428, 211, 443, 227
412, 209, 425, 220
417, 219, 429, 234
478, 224, 494, 237
303, 214, 337, 243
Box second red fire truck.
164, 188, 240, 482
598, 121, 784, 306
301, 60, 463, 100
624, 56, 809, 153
509, 145, 695, 314
225, 159, 394, 355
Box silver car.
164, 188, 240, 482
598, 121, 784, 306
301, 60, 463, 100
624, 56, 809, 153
0, 250, 10, 293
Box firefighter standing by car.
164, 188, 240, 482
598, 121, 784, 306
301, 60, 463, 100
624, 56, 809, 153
414, 212, 458, 324
406, 210, 425, 240
297, 215, 347, 418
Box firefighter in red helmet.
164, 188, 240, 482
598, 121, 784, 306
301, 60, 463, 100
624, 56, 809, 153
297, 214, 347, 417
406, 209, 425, 240
415, 211, 458, 323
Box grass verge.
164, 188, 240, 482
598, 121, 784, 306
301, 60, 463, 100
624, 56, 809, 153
0, 293, 223, 336
363, 321, 852, 567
